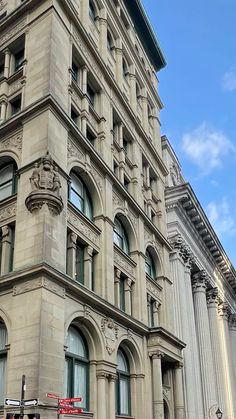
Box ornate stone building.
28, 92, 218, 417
0, 1, 185, 419
163, 135, 236, 419
0, 1, 235, 419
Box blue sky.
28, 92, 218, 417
141, 0, 236, 267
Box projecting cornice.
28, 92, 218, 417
165, 183, 236, 291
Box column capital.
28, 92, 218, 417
218, 302, 231, 320
2, 48, 11, 55
174, 362, 184, 369
96, 371, 109, 380
149, 351, 164, 360
1, 225, 10, 241
207, 287, 219, 306
85, 245, 93, 258
114, 268, 121, 280
192, 270, 208, 292
67, 231, 77, 248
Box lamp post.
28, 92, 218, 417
215, 408, 223, 418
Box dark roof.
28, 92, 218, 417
123, 0, 166, 71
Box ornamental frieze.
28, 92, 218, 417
67, 209, 100, 248
67, 138, 85, 162
0, 202, 16, 225
0, 131, 22, 153
114, 248, 135, 277
0, 18, 27, 47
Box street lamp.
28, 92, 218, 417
215, 408, 223, 418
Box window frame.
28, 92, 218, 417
75, 242, 84, 285
116, 348, 131, 416
68, 172, 93, 221
145, 250, 156, 279
0, 321, 7, 408
113, 218, 129, 254
0, 163, 17, 202
65, 327, 89, 411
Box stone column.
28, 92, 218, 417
97, 372, 107, 419
3, 48, 11, 78
153, 301, 160, 327
174, 363, 186, 419
192, 271, 217, 417
1, 225, 13, 275
81, 65, 88, 94
218, 303, 236, 419
115, 43, 123, 86
229, 314, 236, 387
66, 232, 77, 278
114, 268, 121, 308
207, 288, 227, 416
0, 100, 7, 121
140, 93, 148, 134
129, 69, 136, 110
99, 9, 107, 60
150, 351, 164, 419
84, 245, 93, 289
124, 278, 132, 315
147, 294, 152, 326
108, 374, 116, 419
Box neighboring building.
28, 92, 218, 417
163, 135, 236, 419
0, 1, 186, 419
0, 1, 235, 419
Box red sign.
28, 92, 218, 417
46, 393, 59, 399
59, 398, 82, 404
58, 408, 84, 415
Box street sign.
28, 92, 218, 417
58, 408, 84, 415
46, 393, 59, 399
59, 398, 82, 404
24, 399, 38, 407
5, 399, 21, 407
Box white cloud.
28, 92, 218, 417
181, 123, 235, 174
206, 197, 236, 236
222, 70, 236, 92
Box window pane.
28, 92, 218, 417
74, 362, 87, 409
119, 279, 125, 312
117, 350, 128, 373
0, 357, 6, 405
119, 377, 129, 415
70, 189, 83, 211
0, 182, 12, 201
0, 166, 13, 184
71, 175, 83, 196
84, 195, 93, 220
113, 231, 122, 248
0, 323, 7, 350
67, 327, 87, 358
75, 245, 84, 284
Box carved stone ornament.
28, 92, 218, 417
101, 317, 118, 355
25, 152, 64, 215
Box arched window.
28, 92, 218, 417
113, 218, 129, 254
116, 348, 131, 416
145, 250, 156, 279
69, 172, 93, 220
0, 321, 7, 406
0, 163, 17, 201
89, 0, 96, 21
64, 326, 89, 411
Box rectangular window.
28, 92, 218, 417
86, 128, 96, 146
87, 84, 95, 107
71, 107, 79, 125
11, 96, 21, 116
72, 62, 79, 83
75, 243, 84, 284
14, 49, 25, 72
120, 278, 125, 311
0, 63, 4, 79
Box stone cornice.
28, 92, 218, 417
166, 183, 236, 292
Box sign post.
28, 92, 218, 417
5, 375, 39, 419
20, 375, 26, 419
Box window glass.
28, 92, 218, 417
0, 164, 16, 201
65, 327, 89, 410
14, 49, 24, 71
75, 244, 84, 284
145, 250, 155, 279
0, 322, 7, 406
117, 349, 130, 416
69, 173, 93, 220
113, 218, 129, 254
89, 1, 96, 21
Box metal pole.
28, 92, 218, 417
20, 375, 26, 419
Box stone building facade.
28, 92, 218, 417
0, 1, 185, 419
0, 1, 235, 419
163, 135, 236, 419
